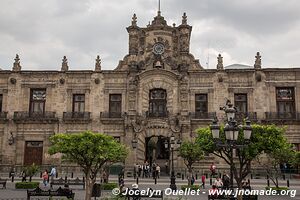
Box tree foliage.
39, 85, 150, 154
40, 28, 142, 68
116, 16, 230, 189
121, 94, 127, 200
179, 140, 204, 185
196, 124, 295, 188
48, 131, 128, 200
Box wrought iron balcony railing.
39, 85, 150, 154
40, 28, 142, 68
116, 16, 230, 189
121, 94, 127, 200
13, 111, 57, 121
145, 111, 169, 118
265, 112, 299, 120
100, 112, 126, 119
235, 112, 257, 122
63, 112, 91, 122
0, 112, 7, 120
190, 112, 216, 120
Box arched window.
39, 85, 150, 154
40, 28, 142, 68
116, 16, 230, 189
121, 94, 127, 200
148, 89, 167, 117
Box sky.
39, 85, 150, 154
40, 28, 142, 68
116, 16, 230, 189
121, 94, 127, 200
0, 0, 299, 70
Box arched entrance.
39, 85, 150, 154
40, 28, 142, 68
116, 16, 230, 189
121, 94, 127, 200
144, 135, 170, 174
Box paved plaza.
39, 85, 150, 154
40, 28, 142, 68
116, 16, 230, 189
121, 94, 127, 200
0, 175, 299, 200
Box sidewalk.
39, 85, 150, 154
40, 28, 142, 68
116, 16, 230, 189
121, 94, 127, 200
0, 176, 299, 200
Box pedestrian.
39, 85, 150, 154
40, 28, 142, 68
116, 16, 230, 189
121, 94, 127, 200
42, 169, 49, 187
138, 164, 142, 177
49, 166, 56, 183
165, 160, 169, 174
214, 177, 223, 189
21, 170, 27, 182
210, 162, 216, 176
222, 173, 230, 190
191, 175, 195, 185
201, 174, 206, 188
156, 165, 160, 178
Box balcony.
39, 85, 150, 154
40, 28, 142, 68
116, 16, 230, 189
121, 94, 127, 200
145, 111, 169, 118
265, 112, 300, 121
63, 112, 91, 123
190, 112, 216, 120
235, 112, 257, 122
13, 111, 58, 123
100, 112, 126, 124
0, 112, 8, 122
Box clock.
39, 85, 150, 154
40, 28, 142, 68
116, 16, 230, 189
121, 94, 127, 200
153, 43, 165, 55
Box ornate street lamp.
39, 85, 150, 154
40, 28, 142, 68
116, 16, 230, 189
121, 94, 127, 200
210, 100, 252, 189
164, 133, 178, 190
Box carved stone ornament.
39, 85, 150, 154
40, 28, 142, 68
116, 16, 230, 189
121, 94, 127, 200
255, 73, 262, 82
218, 75, 223, 82
59, 78, 65, 84
131, 115, 146, 133
168, 114, 182, 133
94, 78, 100, 84
10, 78, 16, 84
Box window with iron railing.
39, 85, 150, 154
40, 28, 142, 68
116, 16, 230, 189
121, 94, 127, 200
30, 89, 46, 114
276, 87, 295, 119
234, 94, 247, 113
148, 89, 167, 117
73, 94, 85, 112
195, 94, 208, 117
109, 94, 122, 118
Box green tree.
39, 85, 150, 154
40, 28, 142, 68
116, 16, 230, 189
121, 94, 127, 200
257, 140, 295, 188
196, 124, 294, 189
23, 163, 39, 182
179, 140, 204, 185
48, 131, 128, 200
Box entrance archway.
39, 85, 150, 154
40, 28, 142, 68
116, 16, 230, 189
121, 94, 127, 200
145, 136, 170, 172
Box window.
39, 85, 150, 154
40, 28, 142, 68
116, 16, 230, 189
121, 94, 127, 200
234, 94, 247, 113
0, 94, 2, 112
114, 137, 121, 143
149, 89, 167, 117
293, 143, 300, 151
195, 94, 208, 113
30, 89, 46, 113
276, 87, 295, 116
109, 94, 122, 118
73, 94, 85, 112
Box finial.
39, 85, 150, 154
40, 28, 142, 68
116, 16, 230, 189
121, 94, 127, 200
182, 12, 187, 25
158, 0, 161, 16
132, 13, 137, 26
12, 54, 21, 71
217, 54, 223, 70
254, 52, 261, 69
95, 55, 101, 71
173, 23, 176, 27
61, 56, 68, 71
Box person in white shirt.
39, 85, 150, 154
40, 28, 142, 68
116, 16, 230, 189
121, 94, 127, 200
50, 166, 56, 183
214, 177, 223, 189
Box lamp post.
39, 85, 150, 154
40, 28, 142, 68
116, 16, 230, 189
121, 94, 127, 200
164, 133, 179, 190
132, 138, 138, 184
210, 101, 252, 189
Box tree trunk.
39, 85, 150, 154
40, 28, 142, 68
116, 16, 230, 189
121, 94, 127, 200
84, 171, 96, 200
187, 166, 192, 186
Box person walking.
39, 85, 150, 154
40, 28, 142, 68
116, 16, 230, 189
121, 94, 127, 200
165, 160, 169, 175
49, 166, 56, 183
201, 174, 206, 188
42, 169, 49, 187
156, 165, 160, 179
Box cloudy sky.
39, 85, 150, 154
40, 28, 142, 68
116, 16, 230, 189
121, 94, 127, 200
0, 0, 299, 70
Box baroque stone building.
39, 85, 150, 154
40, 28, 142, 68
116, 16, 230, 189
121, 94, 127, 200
0, 11, 300, 171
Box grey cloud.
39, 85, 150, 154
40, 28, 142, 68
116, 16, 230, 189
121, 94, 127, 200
0, 0, 299, 70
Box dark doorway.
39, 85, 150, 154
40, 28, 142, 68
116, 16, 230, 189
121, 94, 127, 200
145, 136, 169, 163
24, 141, 43, 165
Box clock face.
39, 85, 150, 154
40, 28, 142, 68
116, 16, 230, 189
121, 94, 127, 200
153, 43, 165, 55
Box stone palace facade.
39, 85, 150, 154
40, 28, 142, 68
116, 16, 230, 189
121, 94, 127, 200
0, 11, 299, 171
